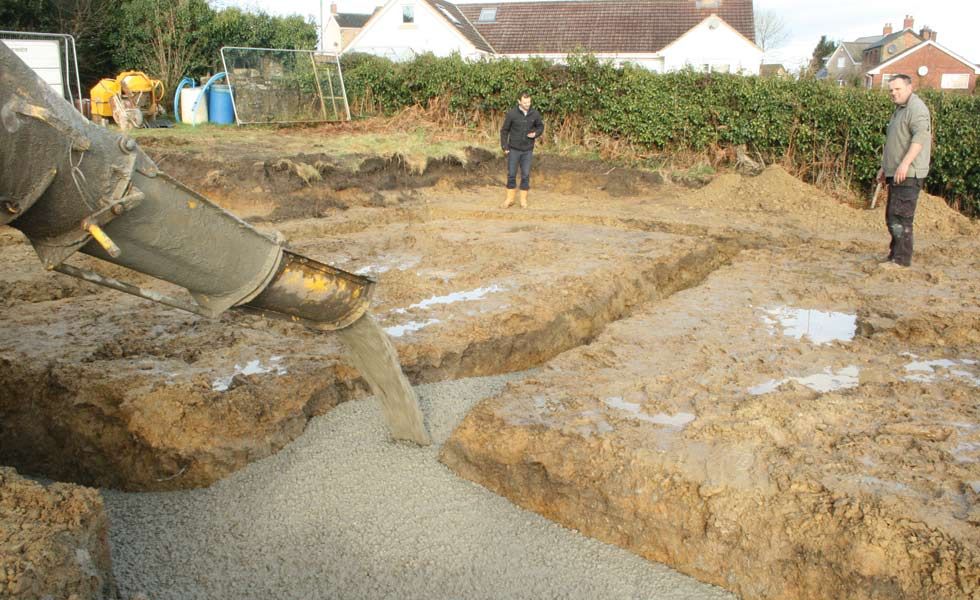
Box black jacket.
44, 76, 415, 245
500, 105, 544, 151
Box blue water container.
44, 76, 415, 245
208, 84, 235, 124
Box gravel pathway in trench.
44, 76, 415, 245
104, 372, 734, 600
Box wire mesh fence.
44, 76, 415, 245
220, 47, 350, 125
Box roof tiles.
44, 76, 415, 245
456, 0, 755, 54
426, 0, 496, 53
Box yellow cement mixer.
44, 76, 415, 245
90, 71, 165, 128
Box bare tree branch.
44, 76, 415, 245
755, 9, 790, 52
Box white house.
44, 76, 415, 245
344, 0, 762, 74
321, 3, 378, 53
658, 13, 762, 73
344, 0, 494, 61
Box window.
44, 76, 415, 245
478, 7, 497, 22
402, 5, 414, 23
436, 5, 460, 25
940, 73, 970, 89
837, 56, 845, 68
712, 64, 730, 73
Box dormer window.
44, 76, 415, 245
436, 4, 461, 25
478, 7, 497, 22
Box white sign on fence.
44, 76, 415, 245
0, 38, 64, 97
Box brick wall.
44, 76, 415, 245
871, 44, 977, 92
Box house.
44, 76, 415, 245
322, 3, 378, 53
457, 0, 762, 73
821, 15, 978, 92
760, 64, 789, 79
343, 0, 494, 61
344, 0, 762, 75
861, 16, 922, 69
823, 38, 880, 86
866, 40, 979, 92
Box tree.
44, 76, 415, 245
0, 0, 116, 90
754, 10, 789, 52
112, 0, 214, 97
803, 35, 838, 78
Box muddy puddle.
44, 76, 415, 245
2, 138, 978, 600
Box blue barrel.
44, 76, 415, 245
208, 84, 234, 124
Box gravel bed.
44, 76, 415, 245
104, 372, 733, 600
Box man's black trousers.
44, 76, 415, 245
506, 149, 533, 190
885, 177, 921, 266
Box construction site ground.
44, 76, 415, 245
1, 124, 977, 600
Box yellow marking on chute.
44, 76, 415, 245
87, 223, 121, 258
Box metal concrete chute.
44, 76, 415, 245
0, 40, 372, 330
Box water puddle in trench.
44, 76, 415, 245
352, 255, 421, 276
384, 285, 505, 336
762, 306, 856, 345
749, 365, 860, 396
384, 319, 441, 337
394, 285, 505, 313
212, 356, 287, 391
602, 396, 696, 429
902, 357, 980, 386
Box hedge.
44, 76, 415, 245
340, 53, 980, 216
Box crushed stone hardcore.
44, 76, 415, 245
103, 374, 734, 600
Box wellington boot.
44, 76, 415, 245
502, 188, 516, 208
519, 190, 528, 208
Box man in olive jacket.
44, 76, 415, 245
876, 74, 931, 268
500, 92, 545, 208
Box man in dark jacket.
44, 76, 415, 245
500, 92, 544, 208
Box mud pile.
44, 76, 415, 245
0, 467, 115, 599
686, 165, 976, 238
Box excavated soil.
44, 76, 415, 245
0, 468, 115, 598
1, 133, 978, 599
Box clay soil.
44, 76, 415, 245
1, 126, 978, 599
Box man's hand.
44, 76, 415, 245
526, 132, 536, 138
876, 168, 885, 184
894, 163, 910, 184
504, 149, 509, 155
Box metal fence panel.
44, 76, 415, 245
220, 47, 351, 126
0, 31, 82, 110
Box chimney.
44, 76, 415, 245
920, 26, 936, 42
883, 23, 893, 35
903, 15, 914, 30
330, 2, 338, 15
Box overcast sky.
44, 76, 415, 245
229, 0, 979, 70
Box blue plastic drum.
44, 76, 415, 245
208, 84, 235, 125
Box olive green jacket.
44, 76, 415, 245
882, 92, 931, 178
